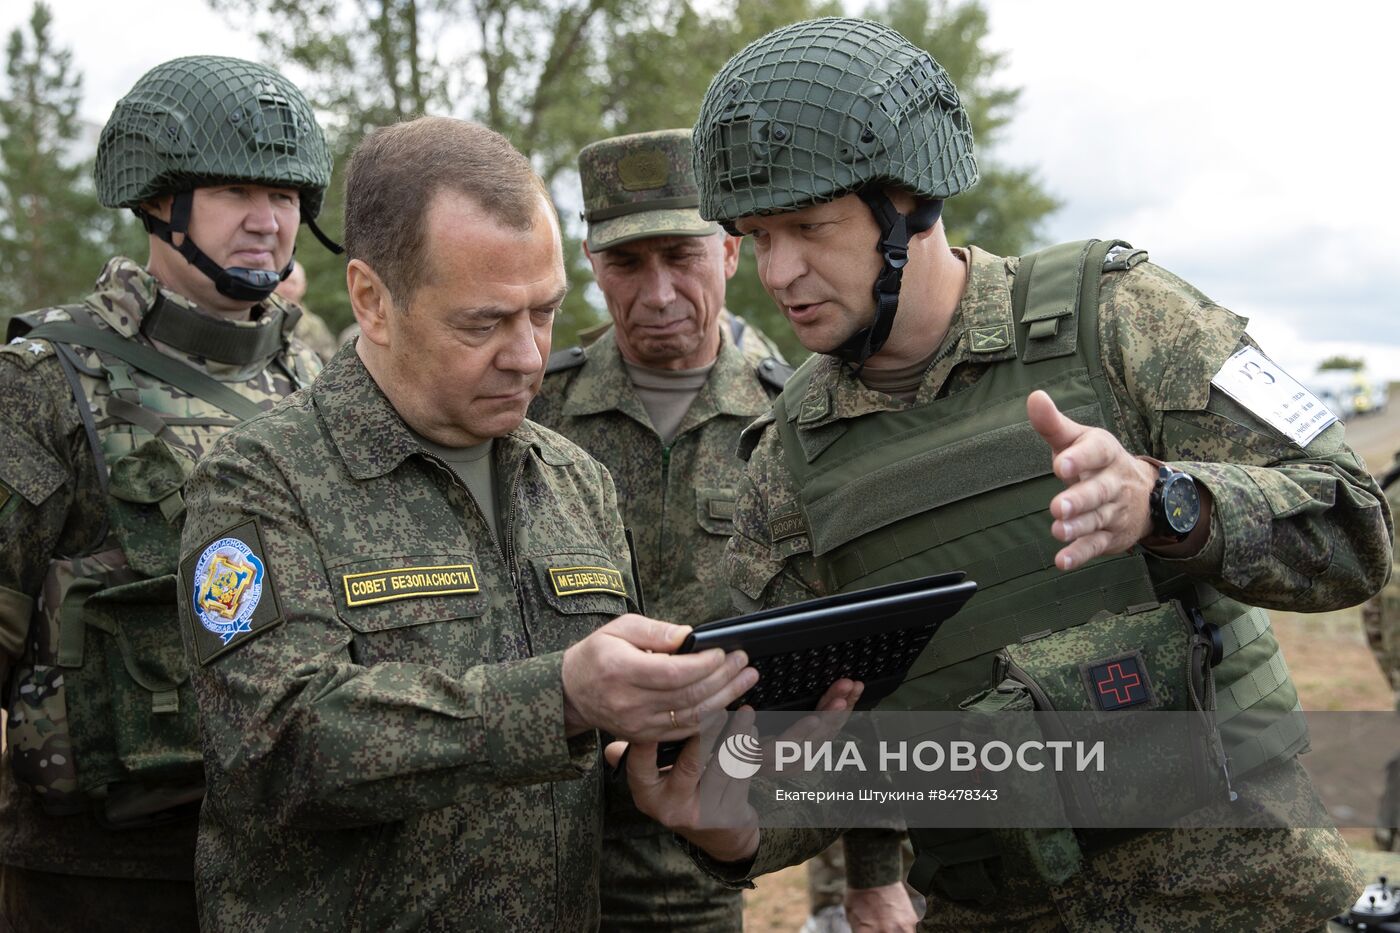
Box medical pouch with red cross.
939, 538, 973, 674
976, 599, 1232, 833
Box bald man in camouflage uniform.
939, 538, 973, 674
531, 128, 803, 930
0, 57, 337, 932
626, 18, 1392, 933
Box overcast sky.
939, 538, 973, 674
6, 1, 1398, 381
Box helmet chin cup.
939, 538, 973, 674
214, 266, 284, 302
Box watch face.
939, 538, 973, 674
1162, 474, 1201, 535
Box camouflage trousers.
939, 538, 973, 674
1360, 593, 1400, 707
1380, 747, 1400, 852
0, 866, 197, 933
600, 830, 742, 932
912, 760, 1361, 933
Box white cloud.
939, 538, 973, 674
1, 1, 261, 125
981, 0, 1400, 378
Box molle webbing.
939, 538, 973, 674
23, 321, 265, 422
802, 401, 1103, 559
140, 293, 286, 366
909, 553, 1158, 676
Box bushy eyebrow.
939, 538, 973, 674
446, 286, 568, 323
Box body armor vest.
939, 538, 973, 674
772, 240, 1305, 779
5, 293, 315, 824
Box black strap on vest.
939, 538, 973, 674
139, 292, 285, 366
23, 322, 265, 422
835, 190, 943, 371
48, 342, 111, 550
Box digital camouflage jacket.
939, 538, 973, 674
177, 345, 634, 932
531, 325, 781, 629
0, 257, 319, 880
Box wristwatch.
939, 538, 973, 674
1147, 461, 1201, 542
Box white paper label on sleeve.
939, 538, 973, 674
1209, 346, 1337, 447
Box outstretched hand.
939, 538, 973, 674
1026, 390, 1157, 570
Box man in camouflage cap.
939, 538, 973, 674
623, 17, 1392, 932
530, 127, 803, 931
175, 116, 764, 931
0, 56, 338, 931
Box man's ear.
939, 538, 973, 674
347, 259, 395, 348
721, 233, 741, 280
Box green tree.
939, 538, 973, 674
1318, 355, 1365, 372
0, 1, 138, 325
204, 0, 1058, 359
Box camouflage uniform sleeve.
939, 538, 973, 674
0, 350, 91, 660
726, 418, 824, 611
706, 419, 905, 887
1102, 262, 1392, 610
180, 432, 592, 830
840, 828, 905, 888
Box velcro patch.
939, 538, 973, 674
549, 565, 626, 597
343, 563, 479, 607
182, 518, 283, 666
769, 504, 807, 543
968, 324, 1011, 353
798, 392, 831, 425
1081, 651, 1155, 712
708, 498, 736, 521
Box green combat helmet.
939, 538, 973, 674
578, 129, 718, 252
693, 17, 978, 366
95, 56, 341, 302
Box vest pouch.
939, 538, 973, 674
995, 600, 1231, 830
105, 438, 192, 579
64, 573, 203, 826
905, 684, 1084, 898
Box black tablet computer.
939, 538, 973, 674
682, 570, 977, 713
627, 572, 976, 771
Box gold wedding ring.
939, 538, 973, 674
669, 709, 679, 729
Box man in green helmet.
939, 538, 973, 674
621, 17, 1393, 932
0, 56, 340, 931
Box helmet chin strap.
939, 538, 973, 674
137, 190, 343, 303
834, 189, 943, 372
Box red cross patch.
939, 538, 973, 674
1085, 654, 1152, 711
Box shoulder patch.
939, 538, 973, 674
767, 501, 808, 544
545, 345, 587, 376
181, 518, 284, 666
755, 356, 793, 396
0, 336, 56, 369
738, 409, 778, 461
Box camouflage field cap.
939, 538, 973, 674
578, 129, 719, 251
693, 17, 978, 229
96, 56, 333, 219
